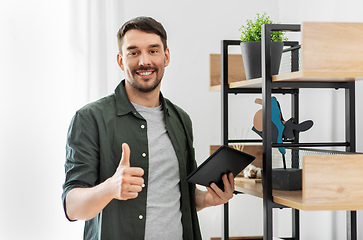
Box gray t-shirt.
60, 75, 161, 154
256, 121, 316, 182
132, 102, 183, 240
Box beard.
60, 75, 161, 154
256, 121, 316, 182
127, 66, 163, 93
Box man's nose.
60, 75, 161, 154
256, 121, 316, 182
139, 52, 151, 66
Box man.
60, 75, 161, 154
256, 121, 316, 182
62, 16, 234, 240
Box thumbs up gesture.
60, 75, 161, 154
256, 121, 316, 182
111, 143, 145, 200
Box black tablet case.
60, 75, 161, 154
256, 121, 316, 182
185, 145, 256, 190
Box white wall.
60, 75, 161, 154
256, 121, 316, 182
1, 0, 362, 239
0, 1, 83, 239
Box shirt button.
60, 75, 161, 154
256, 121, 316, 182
141, 183, 145, 188
142, 153, 146, 158
141, 124, 145, 129
139, 215, 143, 220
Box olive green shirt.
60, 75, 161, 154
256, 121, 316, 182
62, 80, 202, 240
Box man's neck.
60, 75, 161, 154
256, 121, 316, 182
125, 83, 161, 108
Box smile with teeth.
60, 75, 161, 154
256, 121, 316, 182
138, 71, 153, 76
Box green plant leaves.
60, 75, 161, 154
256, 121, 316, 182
239, 12, 288, 42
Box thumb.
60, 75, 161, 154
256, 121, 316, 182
119, 143, 131, 167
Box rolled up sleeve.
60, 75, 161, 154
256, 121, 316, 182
62, 110, 100, 220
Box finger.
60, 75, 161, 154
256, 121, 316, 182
120, 191, 139, 200
229, 172, 235, 189
209, 182, 224, 198
206, 185, 222, 201
122, 175, 145, 186
221, 173, 234, 201
222, 173, 234, 193
123, 167, 144, 177
121, 183, 143, 194
119, 143, 131, 167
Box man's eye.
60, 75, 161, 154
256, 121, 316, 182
128, 52, 138, 56
150, 50, 158, 54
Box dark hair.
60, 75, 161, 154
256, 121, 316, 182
117, 16, 167, 53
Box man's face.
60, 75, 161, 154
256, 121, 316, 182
117, 29, 170, 93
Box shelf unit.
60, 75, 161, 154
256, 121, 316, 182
216, 22, 363, 240
235, 153, 363, 212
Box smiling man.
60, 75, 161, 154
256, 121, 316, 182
62, 16, 234, 240
117, 28, 169, 107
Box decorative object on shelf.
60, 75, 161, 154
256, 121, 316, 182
252, 97, 314, 155
265, 168, 303, 191
243, 164, 262, 179
252, 96, 313, 190
239, 12, 287, 80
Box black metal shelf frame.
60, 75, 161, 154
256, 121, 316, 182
220, 24, 357, 240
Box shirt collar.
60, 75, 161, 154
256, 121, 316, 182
115, 80, 170, 116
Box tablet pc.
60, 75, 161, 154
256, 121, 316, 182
185, 145, 255, 190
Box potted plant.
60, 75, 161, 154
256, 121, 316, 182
239, 12, 288, 80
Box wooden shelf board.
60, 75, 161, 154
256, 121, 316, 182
272, 190, 363, 211
229, 78, 263, 88
302, 154, 363, 211
210, 71, 362, 90
234, 179, 263, 198
301, 22, 363, 75
234, 177, 363, 211
210, 54, 246, 91
209, 85, 221, 91
272, 71, 360, 82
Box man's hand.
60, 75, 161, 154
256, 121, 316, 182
195, 172, 234, 211
111, 143, 145, 200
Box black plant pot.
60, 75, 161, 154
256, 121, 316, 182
240, 41, 284, 80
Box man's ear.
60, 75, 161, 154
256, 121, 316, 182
164, 48, 170, 67
117, 53, 124, 71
